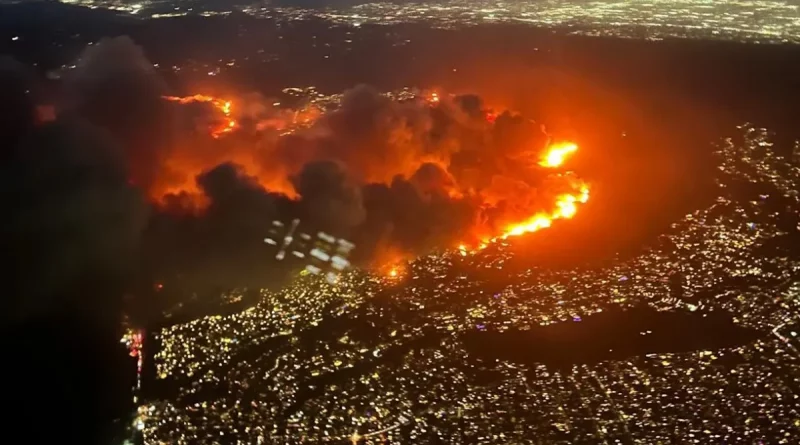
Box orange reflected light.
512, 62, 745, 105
163, 94, 237, 138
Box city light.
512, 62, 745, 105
143, 124, 800, 444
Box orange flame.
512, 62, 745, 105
499, 183, 589, 240
460, 141, 589, 251
499, 142, 588, 239
538, 141, 578, 168
163, 94, 237, 138
160, 93, 589, 259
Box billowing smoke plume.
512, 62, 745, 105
162, 86, 566, 254
8, 37, 589, 295
291, 160, 367, 231
63, 36, 177, 191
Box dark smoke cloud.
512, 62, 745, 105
6, 36, 572, 295
277, 85, 442, 184
63, 36, 176, 190
410, 162, 458, 198
0, 111, 146, 444
292, 160, 366, 232
143, 163, 293, 294
0, 117, 147, 324
145, 83, 562, 281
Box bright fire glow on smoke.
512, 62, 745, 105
538, 141, 578, 168
161, 91, 591, 266
461, 142, 589, 252
162, 94, 237, 138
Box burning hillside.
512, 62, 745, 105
162, 94, 237, 138
10, 36, 594, 289
159, 88, 591, 259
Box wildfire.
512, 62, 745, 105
500, 183, 589, 239
158, 90, 589, 261
163, 94, 237, 138
382, 265, 404, 280
461, 141, 589, 251
500, 141, 588, 238
539, 141, 578, 168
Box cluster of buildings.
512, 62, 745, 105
49, 0, 800, 43
141, 123, 800, 443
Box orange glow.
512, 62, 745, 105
163, 94, 237, 138
498, 180, 589, 240
500, 189, 585, 236
539, 142, 578, 168
152, 94, 306, 205
459, 142, 589, 252
382, 264, 404, 280
494, 141, 587, 240
155, 91, 589, 260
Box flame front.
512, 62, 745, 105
500, 142, 588, 239
163, 94, 237, 138
159, 91, 589, 261
460, 141, 589, 251
500, 183, 589, 240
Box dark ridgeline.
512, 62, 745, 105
0, 62, 145, 444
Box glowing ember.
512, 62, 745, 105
383, 265, 404, 280
163, 94, 237, 138
539, 141, 578, 168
